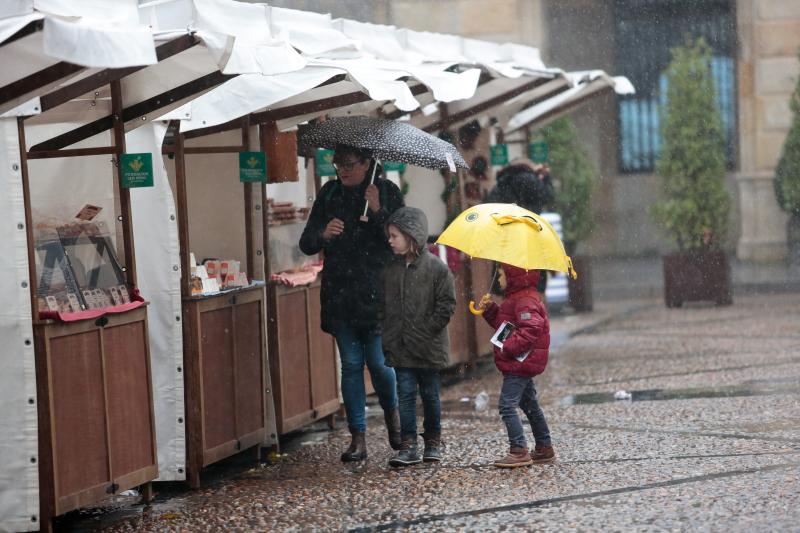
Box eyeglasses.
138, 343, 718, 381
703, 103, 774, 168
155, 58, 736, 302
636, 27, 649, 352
333, 159, 361, 171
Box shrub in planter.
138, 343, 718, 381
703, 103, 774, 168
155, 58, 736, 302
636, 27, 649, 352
538, 117, 596, 312
774, 48, 800, 264
652, 37, 732, 307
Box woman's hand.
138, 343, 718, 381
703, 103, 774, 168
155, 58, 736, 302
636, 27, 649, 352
322, 218, 345, 240
365, 184, 381, 213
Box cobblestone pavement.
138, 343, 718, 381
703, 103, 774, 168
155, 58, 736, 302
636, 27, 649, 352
71, 293, 800, 532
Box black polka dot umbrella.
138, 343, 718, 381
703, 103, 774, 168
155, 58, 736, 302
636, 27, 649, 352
299, 116, 468, 170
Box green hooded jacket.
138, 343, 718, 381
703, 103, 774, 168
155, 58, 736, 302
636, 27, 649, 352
382, 207, 456, 369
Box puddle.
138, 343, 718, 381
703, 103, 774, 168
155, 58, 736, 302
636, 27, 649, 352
561, 381, 800, 406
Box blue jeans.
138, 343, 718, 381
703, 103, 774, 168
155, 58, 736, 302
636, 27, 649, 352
335, 323, 397, 433
499, 374, 551, 449
396, 368, 441, 440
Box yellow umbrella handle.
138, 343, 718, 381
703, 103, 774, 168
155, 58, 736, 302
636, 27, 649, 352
468, 301, 484, 315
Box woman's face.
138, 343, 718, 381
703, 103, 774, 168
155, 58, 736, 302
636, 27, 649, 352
387, 225, 411, 256
334, 154, 370, 187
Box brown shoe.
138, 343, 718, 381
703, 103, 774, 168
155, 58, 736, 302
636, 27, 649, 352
494, 446, 532, 468
341, 429, 367, 462
384, 408, 402, 451
531, 444, 555, 463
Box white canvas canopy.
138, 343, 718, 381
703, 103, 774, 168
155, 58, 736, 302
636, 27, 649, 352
0, 1, 633, 529
506, 71, 635, 133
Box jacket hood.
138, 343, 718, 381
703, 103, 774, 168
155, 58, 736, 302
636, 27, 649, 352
501, 263, 541, 295
387, 207, 428, 249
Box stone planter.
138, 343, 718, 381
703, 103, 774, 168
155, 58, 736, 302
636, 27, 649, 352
662, 250, 732, 308
567, 255, 593, 313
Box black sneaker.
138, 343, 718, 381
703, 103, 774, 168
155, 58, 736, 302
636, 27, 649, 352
389, 447, 421, 467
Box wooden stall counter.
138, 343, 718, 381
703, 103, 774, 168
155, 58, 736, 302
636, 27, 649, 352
266, 279, 339, 435
182, 284, 268, 488
34, 305, 158, 524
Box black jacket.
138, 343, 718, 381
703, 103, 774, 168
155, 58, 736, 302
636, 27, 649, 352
382, 207, 456, 369
299, 176, 404, 334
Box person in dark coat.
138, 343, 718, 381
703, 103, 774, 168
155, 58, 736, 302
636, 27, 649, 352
382, 207, 456, 466
486, 160, 555, 215
486, 159, 555, 294
299, 144, 404, 462
475, 263, 555, 468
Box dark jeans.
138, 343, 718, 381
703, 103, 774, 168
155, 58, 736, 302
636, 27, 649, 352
498, 374, 551, 449
335, 323, 398, 433
395, 367, 441, 441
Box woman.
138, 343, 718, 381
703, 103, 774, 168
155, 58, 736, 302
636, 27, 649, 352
299, 144, 405, 461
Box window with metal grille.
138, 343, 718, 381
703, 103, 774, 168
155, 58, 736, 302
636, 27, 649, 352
614, 0, 737, 173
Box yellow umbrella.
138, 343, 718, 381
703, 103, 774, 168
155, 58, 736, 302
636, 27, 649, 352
436, 203, 576, 314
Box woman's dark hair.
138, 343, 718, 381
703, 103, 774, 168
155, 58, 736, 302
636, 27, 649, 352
487, 163, 554, 214
334, 144, 373, 163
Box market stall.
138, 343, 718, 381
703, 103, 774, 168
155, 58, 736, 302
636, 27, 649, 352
18, 80, 158, 530
160, 120, 273, 488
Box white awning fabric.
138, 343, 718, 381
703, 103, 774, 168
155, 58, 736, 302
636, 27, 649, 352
0, 116, 39, 532
506, 71, 635, 132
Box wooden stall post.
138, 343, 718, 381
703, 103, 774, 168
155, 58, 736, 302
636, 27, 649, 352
110, 80, 137, 289
242, 118, 256, 282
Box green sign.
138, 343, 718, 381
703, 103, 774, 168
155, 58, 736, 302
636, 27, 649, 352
315, 149, 336, 177
490, 144, 509, 166
528, 141, 549, 163
383, 161, 407, 174
239, 151, 266, 183
120, 153, 153, 188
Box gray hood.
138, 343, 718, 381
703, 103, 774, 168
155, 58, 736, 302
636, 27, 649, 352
387, 206, 428, 249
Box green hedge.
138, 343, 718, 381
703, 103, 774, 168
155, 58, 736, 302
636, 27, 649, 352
652, 37, 730, 251
538, 117, 596, 255
775, 49, 800, 219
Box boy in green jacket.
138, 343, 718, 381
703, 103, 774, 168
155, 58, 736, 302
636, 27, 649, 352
382, 207, 456, 466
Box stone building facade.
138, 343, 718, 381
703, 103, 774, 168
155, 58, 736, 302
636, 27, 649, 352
265, 0, 799, 261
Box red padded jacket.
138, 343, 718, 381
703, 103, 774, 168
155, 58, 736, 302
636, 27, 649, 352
482, 265, 550, 377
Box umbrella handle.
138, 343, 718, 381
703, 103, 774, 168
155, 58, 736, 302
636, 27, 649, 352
468, 300, 485, 316
359, 159, 381, 222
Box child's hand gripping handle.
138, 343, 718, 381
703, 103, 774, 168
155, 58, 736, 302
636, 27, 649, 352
469, 293, 493, 315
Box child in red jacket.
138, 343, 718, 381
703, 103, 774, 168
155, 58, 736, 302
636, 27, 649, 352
476, 263, 555, 468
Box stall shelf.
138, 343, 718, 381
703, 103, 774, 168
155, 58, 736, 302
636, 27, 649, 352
18, 80, 158, 531
266, 281, 340, 434
447, 262, 475, 365
168, 122, 272, 488
468, 258, 496, 358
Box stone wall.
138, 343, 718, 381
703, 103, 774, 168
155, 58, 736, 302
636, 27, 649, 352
736, 0, 800, 261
